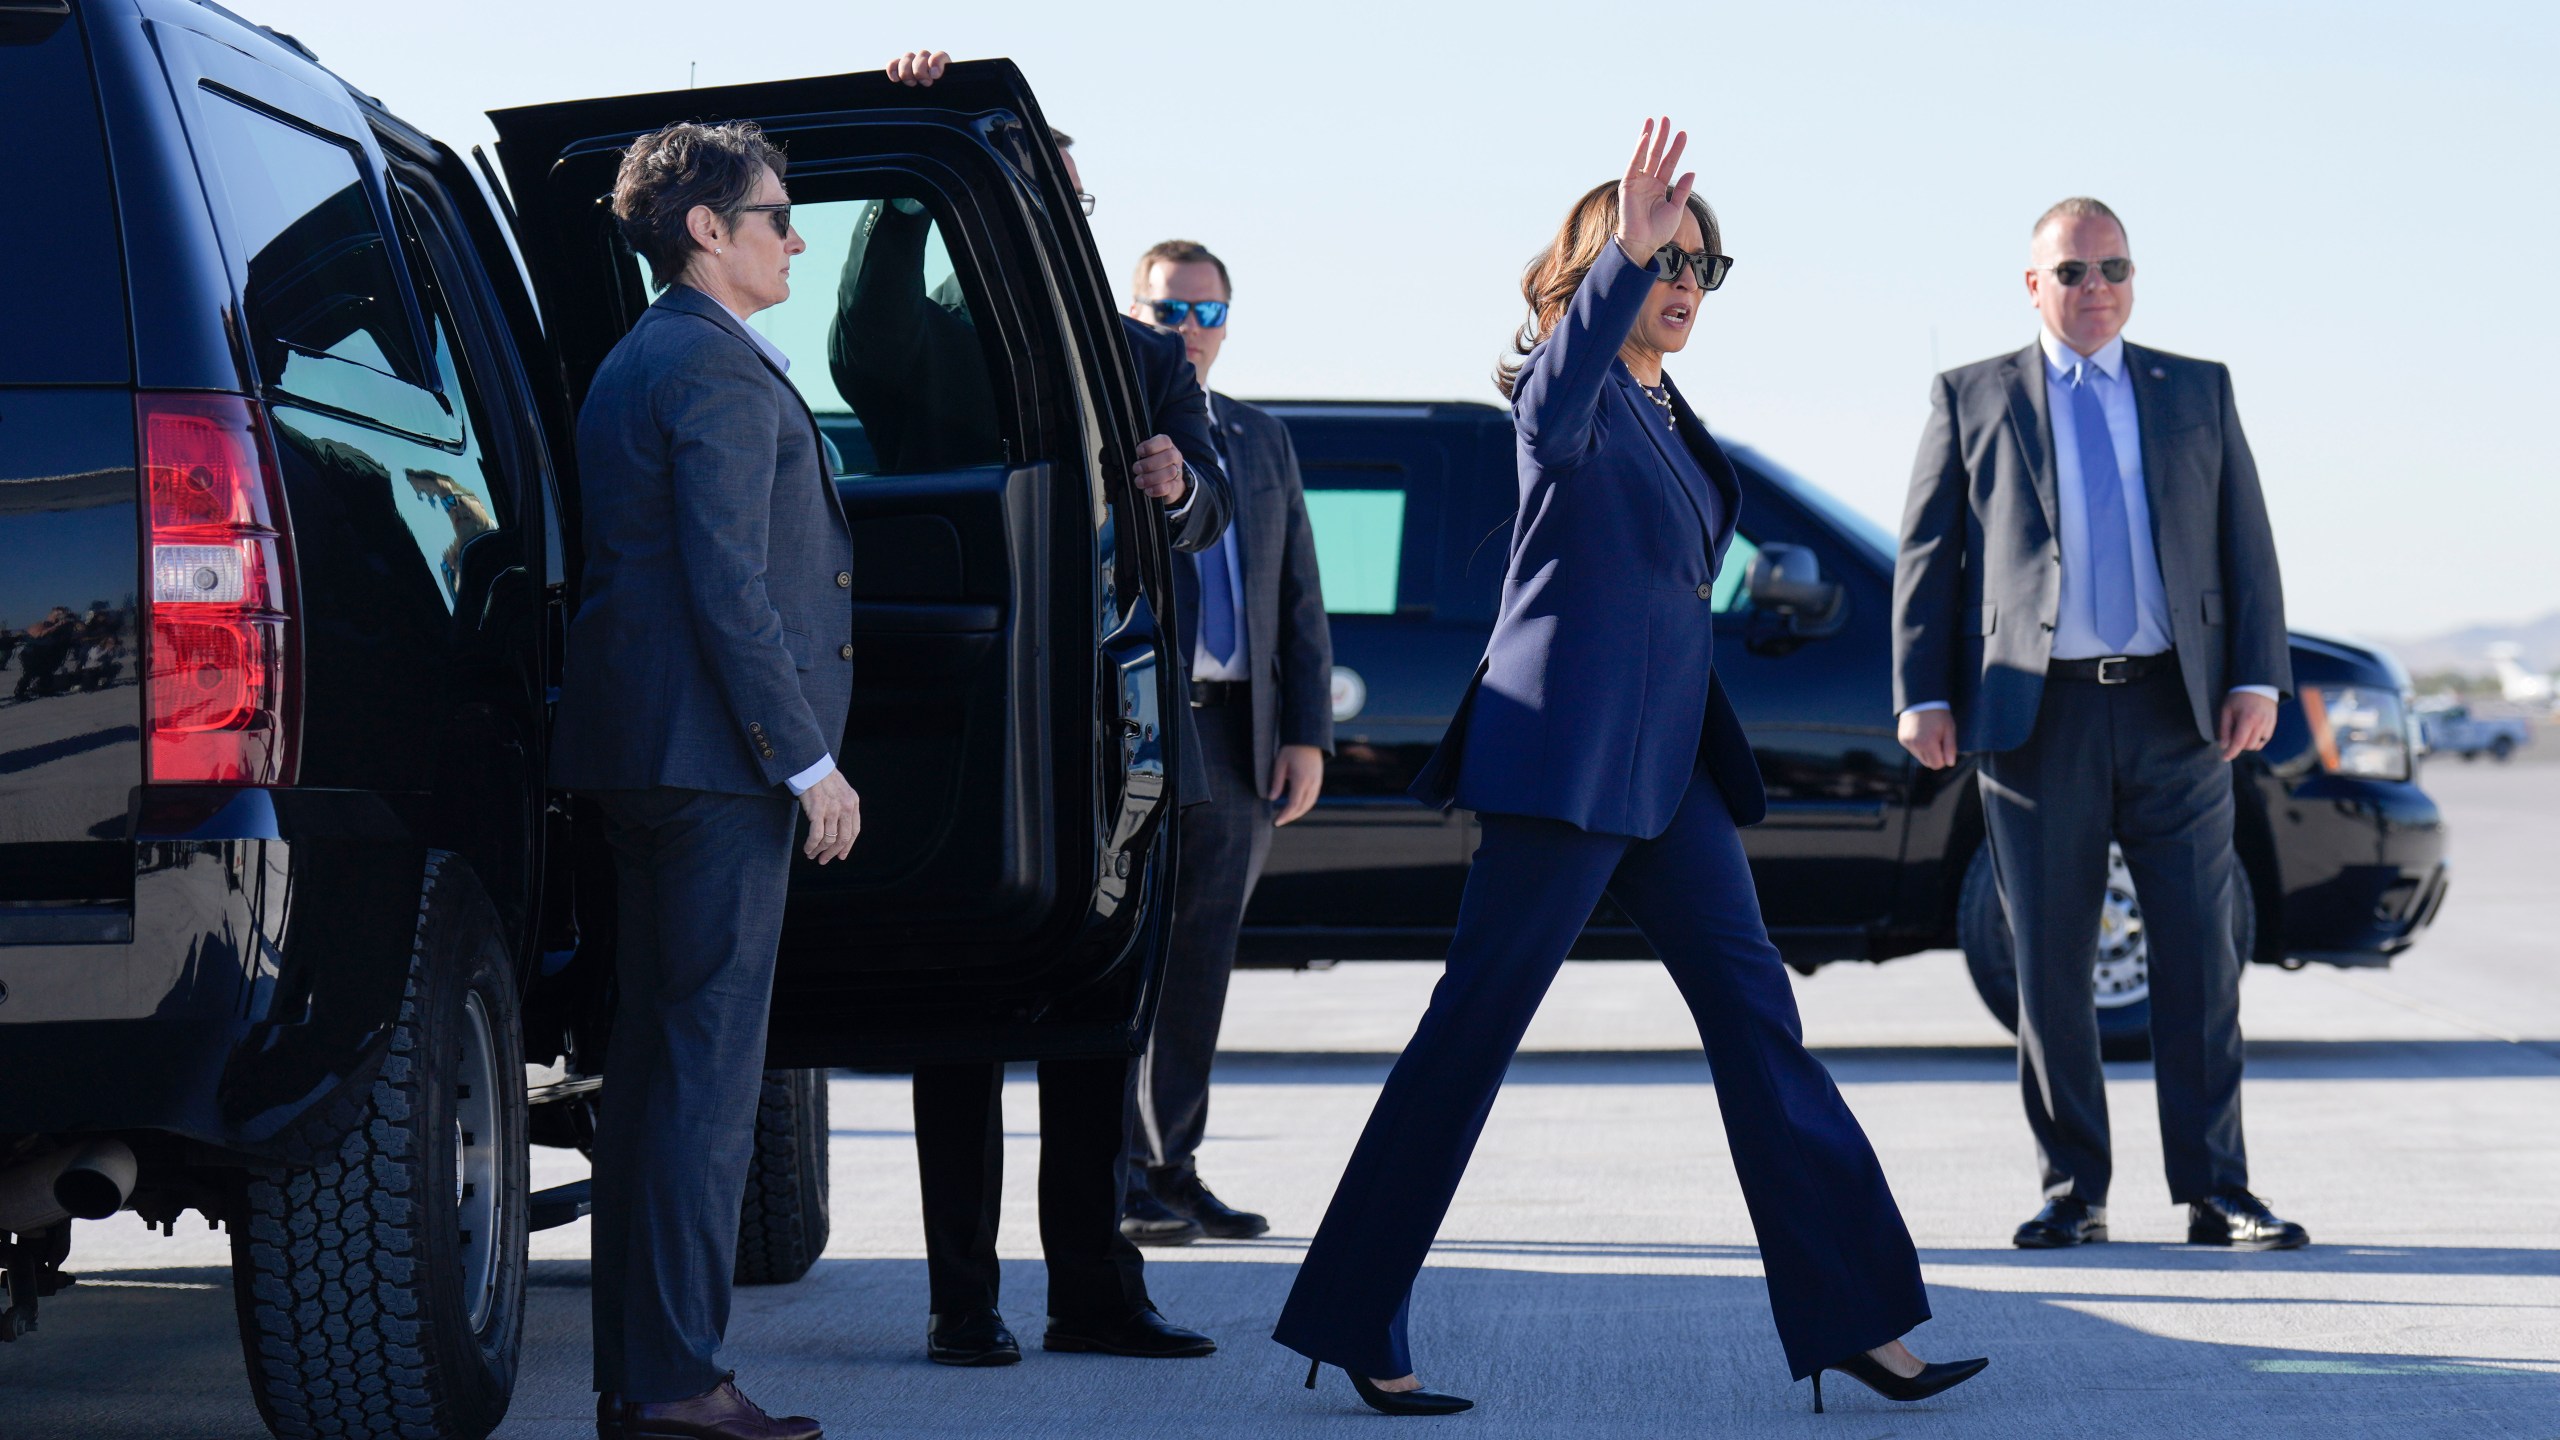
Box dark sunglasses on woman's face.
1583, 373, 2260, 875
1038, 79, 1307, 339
1650, 244, 1732, 292
736, 202, 792, 237
1146, 298, 1229, 329
2048, 257, 2132, 287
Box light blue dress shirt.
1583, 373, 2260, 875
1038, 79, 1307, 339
722, 296, 839, 797
1189, 395, 1251, 682
1904, 331, 2275, 716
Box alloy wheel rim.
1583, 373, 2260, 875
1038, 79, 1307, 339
2093, 844, 2151, 1009
455, 988, 503, 1334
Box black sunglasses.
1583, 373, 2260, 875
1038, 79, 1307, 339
2047, 257, 2132, 287
1145, 298, 1229, 329
1650, 243, 1732, 292
735, 202, 793, 236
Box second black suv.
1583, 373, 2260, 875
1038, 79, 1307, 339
1238, 401, 2451, 1057
0, 5, 1188, 1436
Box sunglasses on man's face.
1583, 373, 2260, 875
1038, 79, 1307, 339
1650, 243, 1732, 292
2046, 257, 2132, 287
1146, 298, 1229, 329
736, 202, 793, 237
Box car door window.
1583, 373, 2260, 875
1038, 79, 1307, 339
1714, 531, 1760, 613
615, 193, 1006, 480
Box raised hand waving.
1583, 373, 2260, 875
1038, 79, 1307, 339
1615, 116, 1695, 263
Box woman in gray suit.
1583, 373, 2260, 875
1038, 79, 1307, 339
555, 120, 858, 1440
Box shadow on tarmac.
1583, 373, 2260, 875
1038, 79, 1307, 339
7, 1251, 2553, 1439
1211, 1037, 2560, 1084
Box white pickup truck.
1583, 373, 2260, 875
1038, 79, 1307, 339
2419, 704, 2534, 761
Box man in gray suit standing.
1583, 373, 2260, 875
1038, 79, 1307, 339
1116, 240, 1334, 1245
1893, 197, 2308, 1253
554, 121, 854, 1440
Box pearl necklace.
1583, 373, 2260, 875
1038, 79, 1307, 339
1638, 380, 1677, 430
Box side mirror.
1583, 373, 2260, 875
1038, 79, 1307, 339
1744, 543, 1846, 642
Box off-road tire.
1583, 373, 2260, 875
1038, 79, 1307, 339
1958, 843, 2255, 1064
732, 1068, 830, 1286
229, 853, 529, 1439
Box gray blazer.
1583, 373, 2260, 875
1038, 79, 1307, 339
551, 286, 856, 796
1893, 340, 2289, 753
1197, 394, 1333, 793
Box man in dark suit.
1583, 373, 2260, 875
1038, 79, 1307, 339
1116, 240, 1333, 1246
1893, 197, 2306, 1253
556, 122, 852, 1439
832, 47, 1234, 1370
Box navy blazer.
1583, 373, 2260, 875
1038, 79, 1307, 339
1412, 242, 1765, 838
551, 286, 856, 797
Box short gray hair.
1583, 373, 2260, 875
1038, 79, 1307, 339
2033, 196, 2127, 247
611, 120, 788, 291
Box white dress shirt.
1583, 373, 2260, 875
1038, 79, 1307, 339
1189, 395, 1251, 682
718, 295, 839, 797
1903, 331, 2275, 715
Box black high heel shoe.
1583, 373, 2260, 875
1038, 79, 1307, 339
1304, 1358, 1475, 1415
1811, 1350, 1988, 1412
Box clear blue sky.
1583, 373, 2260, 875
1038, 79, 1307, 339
245, 0, 2557, 640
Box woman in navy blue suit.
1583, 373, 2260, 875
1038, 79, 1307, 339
1274, 120, 1987, 1418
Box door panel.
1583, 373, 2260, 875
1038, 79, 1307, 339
492, 62, 1179, 1062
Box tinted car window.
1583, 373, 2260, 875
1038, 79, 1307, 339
620, 193, 1006, 480
0, 11, 129, 384
389, 187, 509, 605
1714, 531, 1759, 612
190, 89, 443, 436
1304, 483, 1406, 615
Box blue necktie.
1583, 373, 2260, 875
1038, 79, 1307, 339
1196, 419, 1240, 669
1197, 534, 1238, 669
2070, 363, 2139, 651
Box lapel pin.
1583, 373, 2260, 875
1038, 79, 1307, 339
2149, 366, 2166, 379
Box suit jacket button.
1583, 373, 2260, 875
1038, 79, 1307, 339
1696, 583, 1714, 600
839, 643, 855, 660
836, 571, 852, 588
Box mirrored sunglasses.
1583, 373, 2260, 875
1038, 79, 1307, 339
1146, 298, 1229, 329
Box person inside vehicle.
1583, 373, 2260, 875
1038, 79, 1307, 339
840, 45, 1234, 1372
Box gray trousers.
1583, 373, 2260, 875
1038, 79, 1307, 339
588, 786, 799, 1401
1980, 669, 2249, 1206
1132, 698, 1271, 1176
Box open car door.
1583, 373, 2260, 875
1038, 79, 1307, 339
490, 60, 1182, 1067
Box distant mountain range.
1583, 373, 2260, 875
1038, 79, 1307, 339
2374, 610, 2560, 677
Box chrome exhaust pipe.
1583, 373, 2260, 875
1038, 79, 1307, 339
0, 1139, 138, 1233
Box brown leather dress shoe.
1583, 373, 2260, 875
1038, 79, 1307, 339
623, 1376, 821, 1440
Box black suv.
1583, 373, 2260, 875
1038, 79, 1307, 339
1239, 401, 2452, 1054
0, 4, 1188, 1435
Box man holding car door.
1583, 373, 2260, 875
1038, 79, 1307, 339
1891, 197, 2306, 1254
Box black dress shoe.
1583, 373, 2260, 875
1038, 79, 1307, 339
2188, 1189, 2309, 1250
1119, 1178, 1205, 1247
1150, 1166, 1271, 1240
1043, 1305, 1217, 1358
926, 1308, 1021, 1366
599, 1392, 623, 1440
2013, 1196, 2107, 1249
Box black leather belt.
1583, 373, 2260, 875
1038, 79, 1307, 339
2048, 651, 2177, 685
1189, 678, 1248, 708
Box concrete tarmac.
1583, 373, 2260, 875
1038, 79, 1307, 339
4, 762, 2555, 1438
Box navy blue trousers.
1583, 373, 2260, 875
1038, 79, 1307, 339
588, 787, 799, 1401
1272, 770, 1930, 1381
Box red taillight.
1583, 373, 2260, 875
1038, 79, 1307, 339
138, 393, 298, 785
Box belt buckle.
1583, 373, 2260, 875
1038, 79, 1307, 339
2095, 655, 2133, 685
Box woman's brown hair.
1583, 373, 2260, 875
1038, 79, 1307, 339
1495, 181, 1720, 399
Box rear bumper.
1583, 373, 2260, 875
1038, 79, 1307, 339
0, 788, 428, 1158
